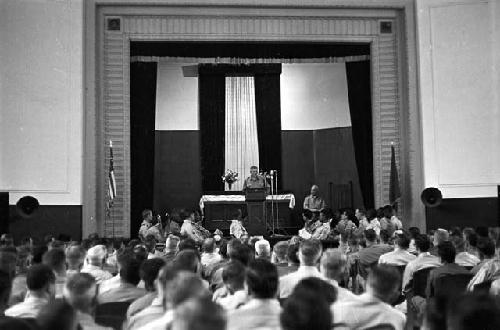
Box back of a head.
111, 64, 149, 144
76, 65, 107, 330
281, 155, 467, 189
287, 243, 300, 265
43, 247, 66, 272
395, 233, 411, 250
367, 264, 401, 303
245, 259, 278, 299
451, 236, 466, 252
255, 239, 271, 260
172, 295, 226, 330
437, 241, 456, 264
172, 249, 200, 273
178, 238, 197, 252
222, 260, 246, 291
302, 209, 313, 221
27, 264, 56, 291
447, 293, 500, 330
281, 289, 332, 330
477, 238, 495, 259
434, 229, 450, 245
165, 271, 209, 308
64, 273, 96, 312
66, 245, 85, 267
320, 249, 347, 280
364, 229, 377, 243
299, 239, 322, 266
475, 226, 489, 238
408, 227, 421, 239
379, 229, 390, 243
140, 258, 166, 291
415, 234, 431, 253
273, 241, 289, 262
292, 277, 337, 304
202, 238, 215, 253
229, 243, 252, 266
119, 258, 142, 286
37, 300, 76, 330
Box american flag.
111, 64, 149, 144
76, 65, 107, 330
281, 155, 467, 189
108, 140, 117, 201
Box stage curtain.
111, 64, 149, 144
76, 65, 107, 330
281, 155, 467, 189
130, 61, 157, 237
254, 65, 282, 190
345, 60, 374, 209
224, 76, 260, 191
198, 66, 225, 192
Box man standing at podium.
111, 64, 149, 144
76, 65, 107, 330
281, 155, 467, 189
242, 165, 267, 192
303, 185, 326, 212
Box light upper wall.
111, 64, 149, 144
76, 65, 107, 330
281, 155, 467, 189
417, 0, 500, 198
155, 62, 351, 131
0, 0, 83, 205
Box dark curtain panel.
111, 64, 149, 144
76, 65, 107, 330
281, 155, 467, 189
130, 62, 157, 237
254, 66, 283, 189
198, 65, 226, 191
346, 60, 374, 209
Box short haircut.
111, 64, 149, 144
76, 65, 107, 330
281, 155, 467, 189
66, 246, 85, 264
434, 229, 450, 245
379, 229, 390, 243
179, 209, 193, 220
173, 296, 226, 330
477, 238, 495, 258
302, 209, 313, 220
255, 239, 271, 259
320, 208, 333, 219
451, 236, 466, 252
320, 249, 347, 279
364, 229, 377, 242
464, 232, 478, 248
395, 233, 411, 249
408, 227, 421, 239
299, 239, 322, 265
367, 265, 401, 301
447, 293, 500, 330
202, 238, 215, 253
37, 300, 76, 330
292, 277, 337, 304
172, 250, 200, 273
287, 243, 300, 265
222, 260, 246, 291
165, 235, 181, 251
140, 258, 166, 291
119, 258, 142, 286
438, 241, 456, 264
250, 165, 258, 170
366, 209, 377, 220
43, 247, 66, 271
64, 273, 96, 311
178, 238, 197, 252
281, 288, 332, 330
27, 264, 56, 291
273, 241, 289, 262
229, 243, 252, 266
142, 209, 152, 219
414, 234, 431, 252
245, 259, 278, 299
165, 271, 209, 307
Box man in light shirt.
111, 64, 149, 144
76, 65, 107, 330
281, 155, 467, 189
42, 247, 67, 299
379, 233, 417, 266
5, 264, 55, 318
451, 236, 480, 268
81, 245, 113, 284
214, 260, 248, 310
311, 208, 333, 240
333, 265, 406, 330
303, 185, 326, 212
279, 239, 324, 298
402, 234, 441, 289
320, 249, 358, 303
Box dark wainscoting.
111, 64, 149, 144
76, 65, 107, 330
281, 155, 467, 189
8, 205, 82, 242
425, 197, 499, 230
154, 130, 203, 215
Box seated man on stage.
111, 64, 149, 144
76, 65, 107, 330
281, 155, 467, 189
303, 185, 326, 212
242, 165, 268, 192
298, 209, 322, 240
229, 209, 248, 240
180, 209, 211, 243
138, 209, 163, 241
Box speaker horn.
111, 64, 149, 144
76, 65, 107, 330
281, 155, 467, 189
16, 196, 39, 218
421, 187, 443, 208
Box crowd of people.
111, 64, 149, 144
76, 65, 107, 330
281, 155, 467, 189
1, 206, 500, 330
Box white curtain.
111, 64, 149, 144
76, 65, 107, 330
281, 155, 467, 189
224, 76, 260, 191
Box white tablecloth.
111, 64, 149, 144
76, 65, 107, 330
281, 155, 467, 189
199, 194, 295, 210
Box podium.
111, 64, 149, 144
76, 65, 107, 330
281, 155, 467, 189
245, 188, 267, 235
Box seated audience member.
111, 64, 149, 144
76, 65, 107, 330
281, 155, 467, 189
5, 264, 55, 318
452, 236, 480, 268
255, 239, 271, 261
271, 241, 288, 268
126, 258, 166, 319
97, 258, 145, 304
37, 300, 77, 330
137, 271, 209, 330
402, 234, 441, 289
281, 279, 333, 330
279, 243, 300, 277
0, 270, 12, 316
179, 209, 210, 243
320, 249, 357, 302
298, 210, 320, 239
335, 209, 357, 235
63, 273, 112, 330
279, 239, 323, 299
229, 210, 248, 239
42, 247, 67, 298
227, 259, 281, 330
467, 246, 500, 291
171, 296, 226, 330
407, 227, 421, 254
332, 265, 406, 330
9, 247, 30, 306
81, 245, 113, 284
172, 249, 203, 275
99, 247, 133, 294
201, 238, 222, 275
427, 241, 469, 297
138, 209, 162, 241
311, 208, 332, 240
387, 205, 403, 231
430, 229, 450, 256
355, 208, 370, 232
447, 293, 500, 330
365, 209, 381, 235
210, 242, 252, 291
66, 245, 86, 277
472, 237, 496, 274
163, 235, 180, 263
214, 260, 248, 310
379, 233, 417, 266
358, 229, 393, 267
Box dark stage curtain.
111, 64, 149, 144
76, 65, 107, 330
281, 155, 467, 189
346, 60, 374, 209
130, 62, 157, 237
198, 65, 226, 191
254, 65, 282, 189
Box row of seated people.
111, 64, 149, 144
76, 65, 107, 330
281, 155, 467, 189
1, 222, 500, 330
